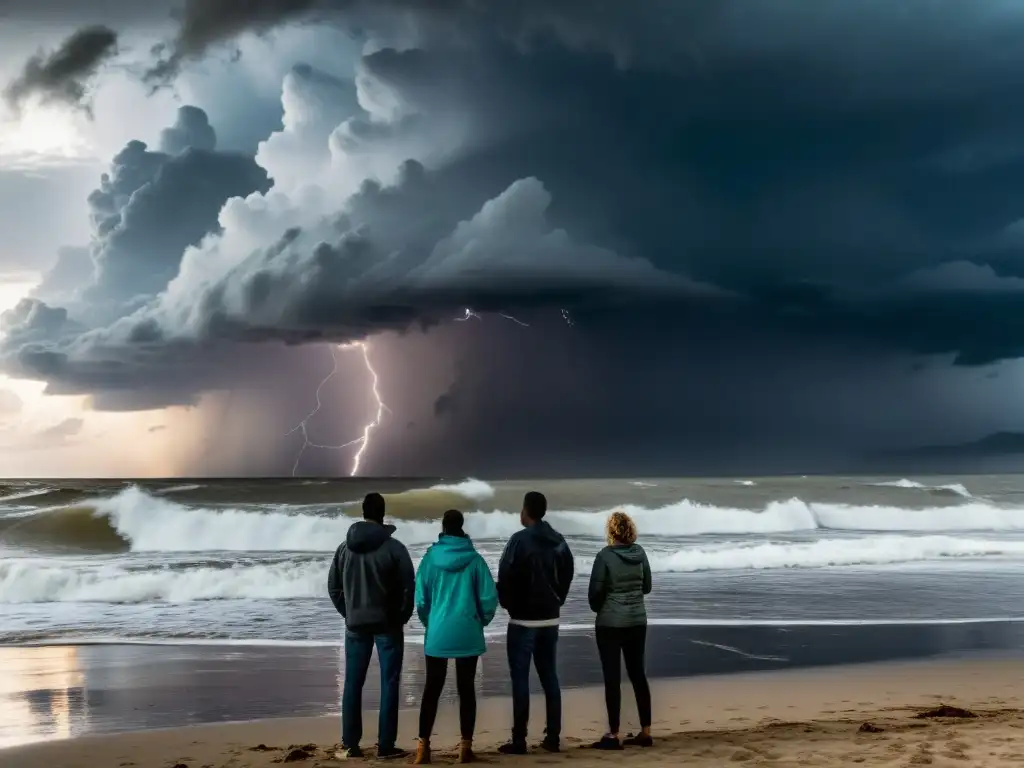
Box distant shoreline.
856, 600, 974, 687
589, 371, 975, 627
4, 468, 1024, 483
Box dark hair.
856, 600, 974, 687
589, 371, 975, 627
442, 508, 466, 537
362, 492, 385, 523
523, 491, 547, 520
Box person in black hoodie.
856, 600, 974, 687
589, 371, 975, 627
496, 491, 574, 755
327, 493, 415, 760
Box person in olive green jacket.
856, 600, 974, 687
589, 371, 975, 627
587, 510, 653, 750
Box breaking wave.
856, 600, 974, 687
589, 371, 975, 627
0, 559, 325, 603
0, 481, 498, 553
644, 535, 1024, 573
5, 485, 1024, 555
375, 478, 497, 517
871, 478, 973, 499
424, 479, 495, 501
5, 534, 1024, 603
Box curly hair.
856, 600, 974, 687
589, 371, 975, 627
606, 509, 638, 546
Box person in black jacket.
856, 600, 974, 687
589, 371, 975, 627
495, 491, 574, 755
327, 493, 415, 760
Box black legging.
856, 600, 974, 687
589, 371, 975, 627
595, 625, 652, 734
418, 655, 479, 740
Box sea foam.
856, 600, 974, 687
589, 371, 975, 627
5, 534, 1024, 603
72, 486, 1024, 554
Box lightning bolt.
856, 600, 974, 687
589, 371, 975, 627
344, 341, 387, 476
289, 306, 572, 477
455, 307, 572, 327
454, 307, 530, 326
287, 341, 388, 477
499, 312, 530, 326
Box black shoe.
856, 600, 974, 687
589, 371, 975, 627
623, 733, 654, 748
376, 746, 409, 759
591, 735, 623, 751
539, 739, 560, 753
335, 745, 363, 759
498, 741, 528, 755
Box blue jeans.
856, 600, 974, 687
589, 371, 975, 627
342, 630, 404, 750
506, 624, 561, 744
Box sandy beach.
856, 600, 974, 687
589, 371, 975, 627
5, 657, 1024, 768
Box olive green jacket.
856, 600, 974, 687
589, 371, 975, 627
588, 543, 652, 627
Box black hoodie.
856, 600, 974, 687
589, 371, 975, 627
497, 519, 575, 622
327, 520, 415, 633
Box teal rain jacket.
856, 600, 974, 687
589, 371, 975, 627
415, 534, 498, 658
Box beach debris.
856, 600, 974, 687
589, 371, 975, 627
278, 744, 319, 763
250, 744, 276, 752
915, 705, 978, 719
858, 722, 884, 733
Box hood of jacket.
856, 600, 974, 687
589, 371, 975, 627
346, 520, 397, 554
526, 519, 566, 550
609, 543, 645, 564
430, 534, 478, 571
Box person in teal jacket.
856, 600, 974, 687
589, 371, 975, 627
414, 509, 498, 764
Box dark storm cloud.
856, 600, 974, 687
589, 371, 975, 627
4, 26, 118, 116
11, 159, 701, 399
34, 106, 269, 317
82, 127, 269, 306
0, 298, 75, 342
8, 2, 1024, 473
0, 106, 270, 410
145, 173, 703, 345
138, 0, 790, 83
158, 105, 216, 154
143, 0, 320, 83
168, 0, 321, 57
0, 0, 172, 23
234, 26, 1024, 368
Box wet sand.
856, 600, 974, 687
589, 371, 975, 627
5, 657, 1024, 768
3, 622, 1024, 749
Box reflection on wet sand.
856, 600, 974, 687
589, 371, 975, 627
0, 646, 86, 748
0, 639, 513, 748
3, 622, 1024, 749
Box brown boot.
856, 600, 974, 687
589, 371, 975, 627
413, 738, 431, 765
458, 739, 476, 764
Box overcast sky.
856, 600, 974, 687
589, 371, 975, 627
3, 0, 1024, 477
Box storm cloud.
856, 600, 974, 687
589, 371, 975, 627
6, 1, 1024, 472
4, 25, 118, 115
27, 105, 269, 320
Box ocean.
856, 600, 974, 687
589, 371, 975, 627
3, 474, 1024, 647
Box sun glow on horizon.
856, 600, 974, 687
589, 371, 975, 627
0, 105, 94, 168
0, 276, 184, 477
